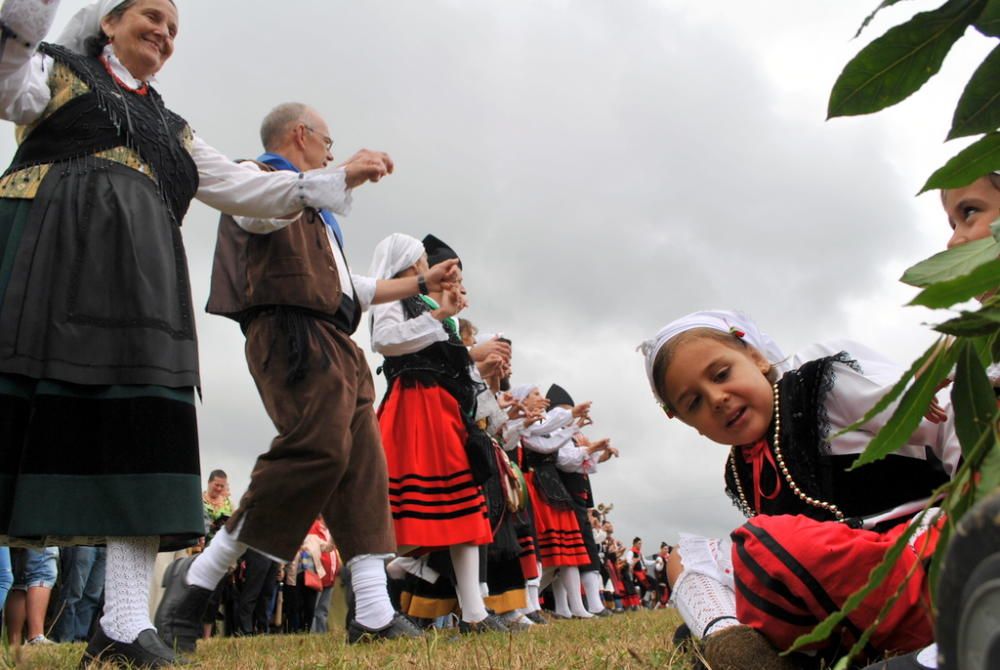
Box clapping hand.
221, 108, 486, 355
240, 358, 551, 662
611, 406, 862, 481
342, 149, 394, 188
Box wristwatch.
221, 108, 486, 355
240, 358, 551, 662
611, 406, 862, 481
417, 274, 429, 295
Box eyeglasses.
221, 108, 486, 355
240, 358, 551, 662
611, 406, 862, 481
303, 125, 333, 151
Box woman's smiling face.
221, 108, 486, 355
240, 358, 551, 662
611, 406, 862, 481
102, 0, 178, 81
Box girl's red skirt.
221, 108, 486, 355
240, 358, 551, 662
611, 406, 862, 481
378, 383, 492, 550
731, 514, 939, 655
525, 471, 590, 568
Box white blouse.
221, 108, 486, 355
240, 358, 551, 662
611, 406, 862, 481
370, 300, 448, 357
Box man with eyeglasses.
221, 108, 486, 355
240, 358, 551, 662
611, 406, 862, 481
156, 103, 460, 650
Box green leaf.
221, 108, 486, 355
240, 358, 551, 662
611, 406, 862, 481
835, 339, 939, 439
994, 217, 1000, 242
849, 338, 957, 469
901, 236, 1000, 287
976, 437, 1000, 497
855, 0, 915, 38
951, 340, 998, 458
909, 257, 1000, 308
948, 43, 1000, 139
921, 132, 1000, 192
975, 0, 1000, 35
829, 0, 987, 118
935, 311, 1000, 335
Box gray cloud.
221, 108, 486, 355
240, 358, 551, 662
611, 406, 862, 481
4, 0, 989, 547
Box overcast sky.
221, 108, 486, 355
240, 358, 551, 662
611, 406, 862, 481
5, 0, 994, 548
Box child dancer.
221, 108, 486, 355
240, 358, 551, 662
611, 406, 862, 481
370, 234, 504, 633
862, 171, 1000, 670
639, 310, 960, 668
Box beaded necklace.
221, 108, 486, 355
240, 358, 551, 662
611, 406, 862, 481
728, 381, 846, 522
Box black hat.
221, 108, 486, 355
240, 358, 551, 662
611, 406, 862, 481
422, 234, 462, 269
545, 383, 574, 408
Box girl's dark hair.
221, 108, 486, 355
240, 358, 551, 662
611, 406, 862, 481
208, 469, 227, 482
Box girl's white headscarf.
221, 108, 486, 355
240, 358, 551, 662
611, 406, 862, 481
637, 310, 787, 405
368, 233, 424, 281
56, 0, 131, 55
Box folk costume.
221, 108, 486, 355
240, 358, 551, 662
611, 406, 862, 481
0, 0, 375, 660
640, 311, 960, 661
370, 233, 497, 628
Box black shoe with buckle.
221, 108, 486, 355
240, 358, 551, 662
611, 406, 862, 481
347, 612, 424, 644
459, 611, 510, 634
153, 556, 213, 654
78, 627, 184, 669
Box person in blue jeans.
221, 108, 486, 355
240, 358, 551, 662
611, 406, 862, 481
0, 547, 13, 610
51, 547, 107, 643
6, 547, 58, 646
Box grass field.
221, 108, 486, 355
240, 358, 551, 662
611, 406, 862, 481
3, 608, 694, 669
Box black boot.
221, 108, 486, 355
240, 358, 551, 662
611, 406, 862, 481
153, 556, 213, 654
79, 627, 183, 669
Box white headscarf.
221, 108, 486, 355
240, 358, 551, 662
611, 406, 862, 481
368, 233, 424, 281
637, 309, 787, 404
56, 0, 131, 55
510, 384, 536, 402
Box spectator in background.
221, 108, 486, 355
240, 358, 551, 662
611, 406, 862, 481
202, 470, 233, 542
6, 547, 58, 646
309, 517, 339, 633
51, 546, 106, 643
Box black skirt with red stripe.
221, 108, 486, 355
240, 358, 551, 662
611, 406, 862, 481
378, 382, 492, 550
525, 471, 590, 568
731, 514, 938, 657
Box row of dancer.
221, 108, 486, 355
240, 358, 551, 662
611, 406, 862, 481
367, 232, 620, 630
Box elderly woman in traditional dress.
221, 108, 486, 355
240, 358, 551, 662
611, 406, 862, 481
0, 0, 391, 666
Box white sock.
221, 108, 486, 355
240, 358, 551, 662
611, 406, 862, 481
186, 524, 247, 590
480, 581, 489, 599
450, 544, 488, 623
582, 570, 605, 613
553, 574, 571, 617
561, 567, 593, 618
101, 537, 157, 643
349, 554, 395, 630
526, 578, 541, 612
672, 569, 739, 639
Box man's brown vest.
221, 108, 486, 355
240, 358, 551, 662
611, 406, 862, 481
205, 163, 354, 326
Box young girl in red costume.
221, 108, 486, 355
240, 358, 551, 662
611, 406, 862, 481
639, 310, 960, 669
370, 233, 504, 632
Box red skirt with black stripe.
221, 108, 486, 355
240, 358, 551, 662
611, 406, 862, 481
731, 514, 938, 656
378, 382, 492, 550
525, 471, 590, 567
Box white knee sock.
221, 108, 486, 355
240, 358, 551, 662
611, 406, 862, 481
561, 567, 593, 618
582, 570, 605, 613
450, 544, 487, 623
671, 569, 739, 639
186, 524, 247, 591
552, 574, 571, 617
348, 554, 395, 630
101, 537, 157, 643
525, 577, 541, 612
539, 564, 556, 591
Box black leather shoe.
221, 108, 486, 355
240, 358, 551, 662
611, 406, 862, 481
593, 608, 613, 618
78, 627, 183, 669
524, 610, 548, 625
153, 556, 213, 654
459, 612, 510, 634
347, 612, 424, 644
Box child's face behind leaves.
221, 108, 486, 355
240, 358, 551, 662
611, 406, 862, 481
661, 337, 774, 446
944, 176, 1000, 249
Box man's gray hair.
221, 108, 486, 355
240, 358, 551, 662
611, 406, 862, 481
260, 102, 308, 151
